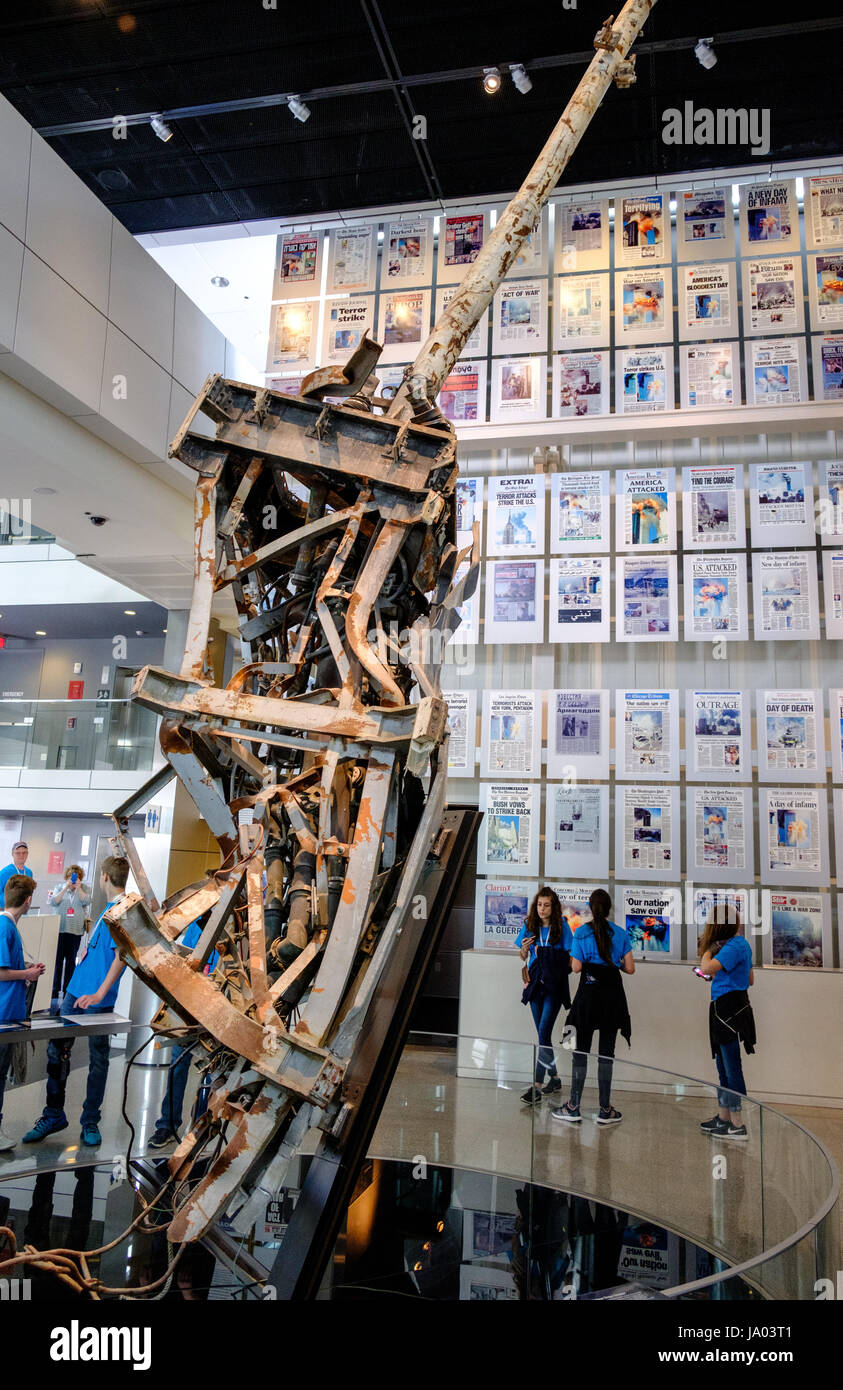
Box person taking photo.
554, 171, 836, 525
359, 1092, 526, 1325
696, 907, 755, 1142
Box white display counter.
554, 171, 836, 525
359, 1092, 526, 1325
458, 949, 843, 1108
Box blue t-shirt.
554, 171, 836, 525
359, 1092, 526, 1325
0, 863, 33, 901
571, 920, 632, 968
711, 935, 753, 999
0, 910, 26, 1022
67, 901, 122, 1009
515, 920, 573, 967
182, 918, 219, 972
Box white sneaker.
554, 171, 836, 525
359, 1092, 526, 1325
0, 1129, 16, 1152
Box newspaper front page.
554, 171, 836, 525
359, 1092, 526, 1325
617, 784, 677, 877
740, 182, 799, 254
493, 280, 547, 353
748, 338, 807, 404
679, 188, 732, 256
689, 691, 748, 780
618, 347, 672, 413
823, 552, 843, 637
764, 789, 824, 878
550, 471, 610, 552
490, 357, 545, 422
556, 200, 609, 270
617, 269, 670, 342
619, 886, 675, 955
321, 298, 372, 364
744, 257, 801, 334
484, 559, 544, 644
266, 301, 317, 369
811, 253, 843, 329
684, 554, 747, 639
382, 218, 432, 285
481, 691, 539, 778
548, 690, 608, 779
618, 195, 667, 265
554, 273, 609, 347
545, 785, 607, 878
767, 891, 826, 967
680, 263, 735, 336
618, 690, 678, 779
618, 555, 677, 641
752, 552, 819, 639
550, 557, 609, 642
751, 463, 812, 542
439, 361, 486, 423
813, 335, 843, 403
474, 880, 533, 951
759, 690, 821, 775
327, 224, 375, 292
689, 785, 749, 876
617, 468, 675, 549
807, 175, 843, 248
552, 351, 608, 417
683, 465, 743, 547
487, 475, 545, 556
442, 689, 476, 778
480, 783, 538, 875
680, 343, 737, 409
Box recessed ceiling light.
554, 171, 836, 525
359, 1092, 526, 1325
162, 628, 168, 633
124, 609, 136, 615
35, 630, 46, 636
34, 486, 57, 495
211, 275, 229, 288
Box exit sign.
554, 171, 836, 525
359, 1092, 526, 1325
0, 636, 5, 648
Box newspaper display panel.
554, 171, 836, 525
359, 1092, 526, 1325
435, 285, 488, 357
831, 690, 843, 782
544, 884, 593, 933
487, 475, 546, 557
761, 891, 831, 968
693, 888, 750, 935
380, 216, 434, 288
492, 279, 548, 355
818, 461, 843, 542
683, 553, 748, 641
272, 231, 323, 299
761, 787, 828, 885
438, 361, 488, 423
757, 689, 824, 783
682, 464, 745, 548
616, 467, 676, 550
686, 690, 750, 782
749, 463, 814, 546
751, 551, 820, 641
473, 879, 535, 951
686, 785, 754, 885
616, 689, 680, 781
320, 297, 374, 365
480, 690, 542, 780
478, 783, 540, 877
746, 337, 808, 405
616, 555, 678, 642
551, 351, 609, 418
678, 262, 737, 341
456, 477, 484, 552
484, 559, 544, 645
617, 194, 668, 266
617, 886, 677, 957
812, 333, 843, 403
437, 211, 489, 283
553, 199, 610, 271
266, 300, 318, 369
452, 561, 479, 646
615, 784, 681, 882
806, 175, 843, 250
550, 471, 610, 554
834, 792, 843, 887
822, 551, 843, 638
676, 188, 735, 261
739, 181, 800, 256
495, 205, 548, 276
616, 346, 675, 414
490, 357, 546, 423
442, 688, 477, 779
615, 269, 673, 345
742, 256, 804, 337
544, 784, 609, 880
679, 342, 739, 410
547, 689, 610, 780
549, 557, 610, 643
326, 223, 376, 293
552, 273, 610, 350
808, 252, 843, 332
377, 288, 431, 363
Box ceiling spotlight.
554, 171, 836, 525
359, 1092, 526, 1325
510, 64, 532, 95
694, 37, 717, 69
483, 67, 502, 94
150, 115, 174, 142
210, 275, 229, 288
35, 630, 46, 637
124, 609, 136, 615
287, 95, 311, 123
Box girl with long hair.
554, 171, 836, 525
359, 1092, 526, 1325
551, 889, 634, 1126
696, 907, 755, 1141
515, 887, 572, 1105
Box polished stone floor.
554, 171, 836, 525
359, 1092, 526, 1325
1, 1041, 839, 1282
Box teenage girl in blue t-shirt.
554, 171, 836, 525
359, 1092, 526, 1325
697, 909, 755, 1142
515, 887, 572, 1105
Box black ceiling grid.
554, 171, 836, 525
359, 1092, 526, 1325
0, 2, 841, 234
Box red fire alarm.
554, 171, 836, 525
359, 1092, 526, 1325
0, 636, 5, 648
67, 680, 84, 699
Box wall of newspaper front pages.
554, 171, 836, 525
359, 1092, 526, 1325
265, 167, 843, 1025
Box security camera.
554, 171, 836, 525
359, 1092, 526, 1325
86, 514, 109, 526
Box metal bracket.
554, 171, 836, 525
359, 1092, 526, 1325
614, 54, 637, 87
306, 403, 334, 442
594, 16, 621, 51
383, 421, 410, 464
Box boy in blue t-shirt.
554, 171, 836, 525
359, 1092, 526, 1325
0, 874, 45, 1151
147, 917, 220, 1150
23, 855, 129, 1150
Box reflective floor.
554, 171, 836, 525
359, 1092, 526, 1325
0, 1041, 839, 1295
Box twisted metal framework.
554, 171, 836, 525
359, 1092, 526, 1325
0, 2, 657, 1286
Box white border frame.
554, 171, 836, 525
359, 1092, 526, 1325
679, 340, 741, 410
553, 198, 610, 271
745, 337, 809, 406
437, 209, 491, 285
739, 179, 801, 257
266, 300, 319, 370
478, 782, 541, 878
615, 466, 677, 552
544, 783, 610, 880
548, 556, 610, 644
486, 474, 546, 558
473, 877, 536, 951
546, 689, 611, 781
325, 222, 377, 294
615, 346, 675, 414
489, 356, 547, 424
480, 689, 543, 780
377, 286, 432, 364
552, 272, 610, 351
272, 230, 325, 301
616, 553, 679, 643
676, 187, 736, 262
614, 688, 680, 782
741, 255, 805, 338
616, 883, 680, 960
614, 783, 681, 883
761, 890, 832, 969
319, 295, 375, 364
806, 175, 843, 250
677, 262, 738, 342
379, 214, 434, 289
682, 462, 746, 548
616, 193, 670, 268
749, 462, 815, 547
614, 267, 674, 346
492, 278, 548, 356
442, 687, 477, 779
759, 786, 829, 887
684, 784, 755, 885
551, 350, 610, 419
550, 469, 611, 554
685, 689, 751, 784
751, 550, 820, 642
439, 359, 488, 425
683, 552, 749, 642
483, 558, 545, 645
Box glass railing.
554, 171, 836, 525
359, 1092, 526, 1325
0, 698, 159, 773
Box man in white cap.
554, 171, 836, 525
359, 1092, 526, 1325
0, 842, 33, 899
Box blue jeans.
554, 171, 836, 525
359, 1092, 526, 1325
43, 994, 112, 1127
155, 1045, 209, 1136
714, 1039, 746, 1113
0, 1042, 12, 1127
529, 990, 564, 1083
